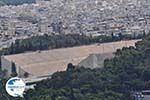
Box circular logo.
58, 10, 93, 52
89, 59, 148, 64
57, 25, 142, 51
5, 77, 26, 97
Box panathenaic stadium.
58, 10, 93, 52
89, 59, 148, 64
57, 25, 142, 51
1, 40, 140, 83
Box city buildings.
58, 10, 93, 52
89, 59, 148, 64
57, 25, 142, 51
0, 0, 149, 49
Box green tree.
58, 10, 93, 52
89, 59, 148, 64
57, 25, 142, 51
11, 62, 18, 77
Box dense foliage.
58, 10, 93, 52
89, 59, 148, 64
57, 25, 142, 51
0, 34, 96, 55
0, 33, 145, 56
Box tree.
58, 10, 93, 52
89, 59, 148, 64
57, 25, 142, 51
24, 72, 29, 78
111, 32, 114, 40
118, 33, 123, 40
67, 63, 75, 72
11, 62, 18, 77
